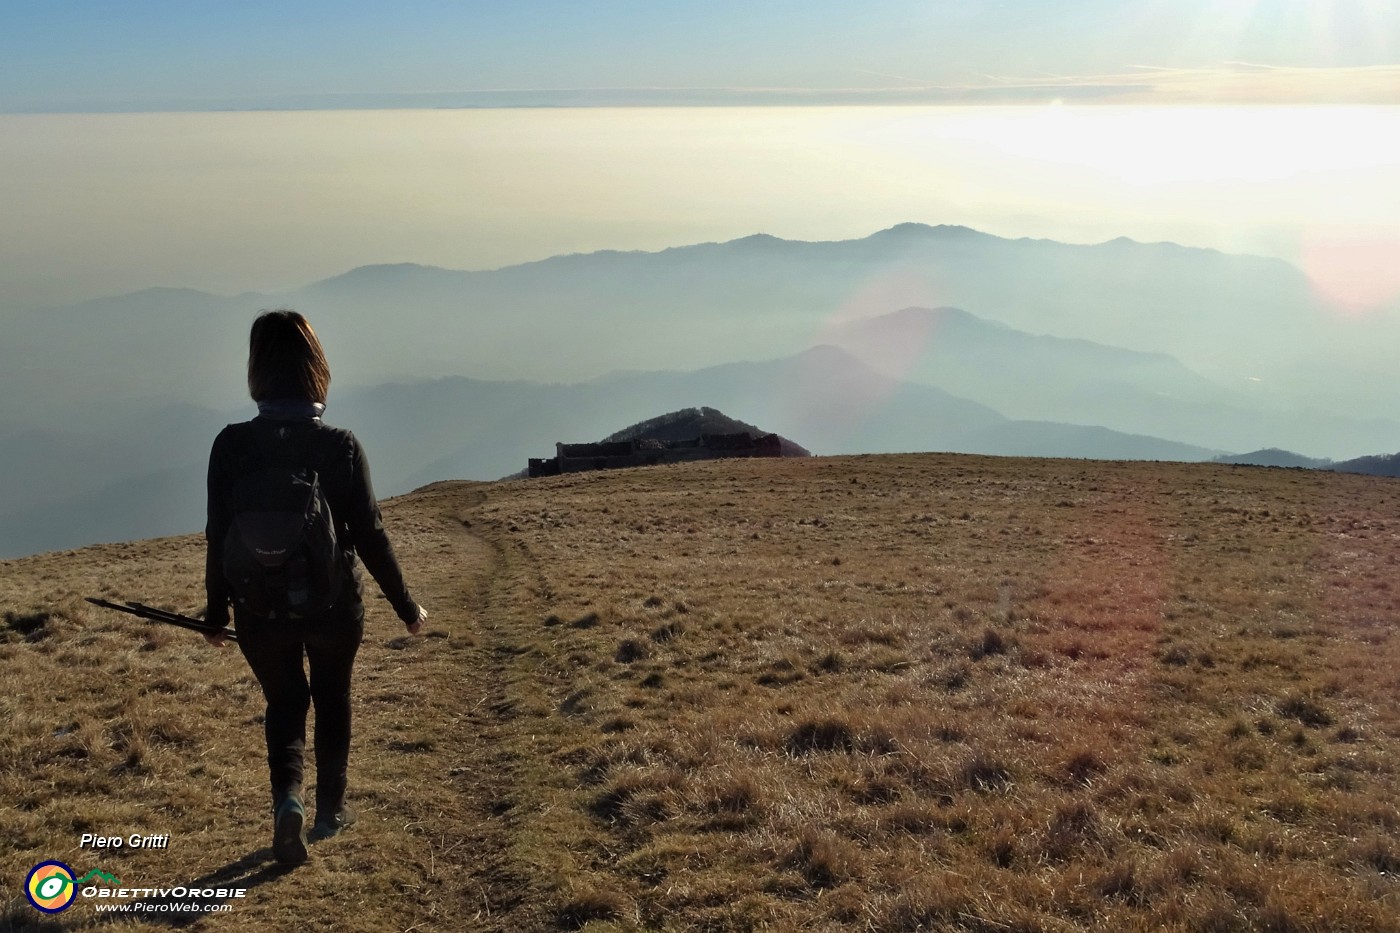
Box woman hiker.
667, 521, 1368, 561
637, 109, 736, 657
203, 309, 428, 867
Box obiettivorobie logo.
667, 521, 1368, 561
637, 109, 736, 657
25, 862, 121, 913
24, 859, 246, 916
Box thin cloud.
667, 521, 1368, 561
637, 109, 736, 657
609, 63, 1400, 105
976, 63, 1400, 104
13, 64, 1399, 113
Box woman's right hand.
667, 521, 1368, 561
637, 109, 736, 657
406, 605, 428, 636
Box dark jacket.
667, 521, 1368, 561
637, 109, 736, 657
205, 413, 418, 629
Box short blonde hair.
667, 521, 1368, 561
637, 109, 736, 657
246, 309, 331, 404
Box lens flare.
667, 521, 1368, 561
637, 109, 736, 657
1301, 229, 1400, 316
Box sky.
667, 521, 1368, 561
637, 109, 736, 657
2, 0, 1399, 112
0, 1, 1397, 311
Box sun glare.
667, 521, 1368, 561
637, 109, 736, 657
1201, 0, 1396, 64
919, 104, 1394, 187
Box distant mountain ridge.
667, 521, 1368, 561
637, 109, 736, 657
12, 221, 1392, 425
5, 221, 1400, 557
823, 306, 1398, 456
1213, 449, 1333, 469
0, 346, 1217, 558
1211, 448, 1400, 478
1331, 452, 1400, 478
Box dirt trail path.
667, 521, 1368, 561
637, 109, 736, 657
317, 480, 552, 932
0, 479, 565, 933
147, 481, 552, 933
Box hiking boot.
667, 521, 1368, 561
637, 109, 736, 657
272, 794, 309, 867
313, 804, 358, 839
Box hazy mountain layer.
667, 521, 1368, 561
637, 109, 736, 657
5, 224, 1397, 557
825, 306, 1400, 456
5, 224, 1398, 440
0, 347, 1216, 558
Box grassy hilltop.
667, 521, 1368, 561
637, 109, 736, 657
3, 454, 1400, 932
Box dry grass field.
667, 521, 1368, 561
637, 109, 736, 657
3, 453, 1400, 932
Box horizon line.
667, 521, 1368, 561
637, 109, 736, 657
8, 64, 1400, 114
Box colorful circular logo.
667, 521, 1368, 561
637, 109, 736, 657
26, 861, 77, 913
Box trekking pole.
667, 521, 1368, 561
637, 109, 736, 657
85, 598, 238, 643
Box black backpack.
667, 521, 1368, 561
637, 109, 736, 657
222, 441, 347, 620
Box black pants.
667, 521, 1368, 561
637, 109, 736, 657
236, 604, 364, 813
